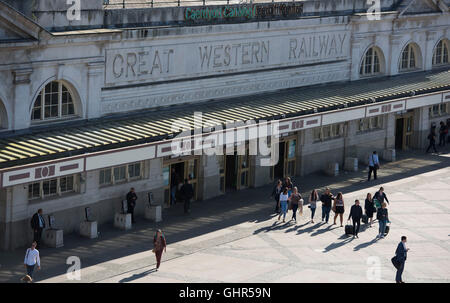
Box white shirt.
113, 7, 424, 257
24, 248, 40, 267
38, 214, 44, 228
368, 154, 379, 166
279, 193, 289, 203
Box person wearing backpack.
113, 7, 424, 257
377, 202, 389, 238
426, 129, 438, 153
368, 151, 380, 181
153, 229, 167, 271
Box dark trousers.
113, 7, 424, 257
322, 205, 331, 222
439, 134, 446, 146
26, 264, 35, 278
184, 199, 191, 213
291, 204, 298, 221
368, 166, 377, 181
127, 207, 135, 223
311, 207, 316, 220
274, 200, 280, 213
352, 218, 361, 236
426, 141, 437, 152
155, 249, 163, 269
33, 228, 43, 249
396, 261, 405, 282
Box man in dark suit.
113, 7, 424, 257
30, 209, 45, 249
348, 199, 363, 238
395, 236, 409, 283
126, 188, 138, 223
180, 179, 194, 214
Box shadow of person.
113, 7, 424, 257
353, 238, 380, 251
323, 236, 355, 252
119, 268, 157, 283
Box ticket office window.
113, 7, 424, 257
28, 174, 79, 200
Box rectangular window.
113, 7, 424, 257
60, 175, 74, 193
128, 162, 141, 179
99, 168, 112, 186
28, 182, 41, 200
43, 178, 58, 197
113, 166, 126, 183
430, 103, 449, 117
314, 123, 344, 141
28, 175, 79, 201
358, 117, 383, 133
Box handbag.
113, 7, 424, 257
372, 155, 380, 170
391, 256, 401, 269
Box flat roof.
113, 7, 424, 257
0, 69, 449, 169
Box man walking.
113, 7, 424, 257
368, 151, 380, 181
126, 187, 137, 223
24, 241, 40, 281
395, 236, 409, 283
30, 209, 45, 249
348, 200, 363, 238
426, 129, 438, 153
439, 121, 447, 146
320, 187, 333, 223
180, 179, 194, 214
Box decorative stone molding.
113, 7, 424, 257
12, 68, 33, 84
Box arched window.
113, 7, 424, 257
360, 46, 383, 76
400, 44, 419, 71
32, 81, 75, 121
432, 39, 449, 66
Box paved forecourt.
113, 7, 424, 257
34, 150, 450, 283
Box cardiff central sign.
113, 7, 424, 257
184, 3, 304, 21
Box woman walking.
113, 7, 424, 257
283, 177, 294, 197
364, 193, 375, 227
278, 188, 289, 223
288, 187, 302, 222
332, 192, 345, 227
309, 189, 319, 223
377, 202, 389, 238
271, 180, 283, 214
153, 229, 167, 271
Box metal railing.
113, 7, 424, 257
103, 0, 299, 9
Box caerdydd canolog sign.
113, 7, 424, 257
105, 30, 350, 85
184, 3, 304, 21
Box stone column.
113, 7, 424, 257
86, 61, 104, 119
198, 155, 220, 201
11, 68, 33, 131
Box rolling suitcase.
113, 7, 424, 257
345, 223, 354, 235
362, 214, 369, 224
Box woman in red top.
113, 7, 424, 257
153, 229, 167, 271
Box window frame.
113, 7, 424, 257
313, 123, 345, 142
99, 162, 143, 187
399, 44, 419, 71
28, 174, 78, 201
359, 46, 383, 77
429, 103, 449, 118
432, 40, 449, 67
358, 116, 383, 133
31, 81, 76, 122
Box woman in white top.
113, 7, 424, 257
309, 189, 319, 223
278, 188, 289, 223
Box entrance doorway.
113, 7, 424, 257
395, 113, 414, 150
271, 137, 297, 181
163, 157, 199, 207
219, 147, 250, 192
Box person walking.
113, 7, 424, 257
438, 121, 447, 146
368, 151, 380, 181
320, 187, 333, 223
348, 200, 363, 238
364, 193, 375, 227
283, 177, 294, 197
288, 187, 302, 223
309, 189, 319, 223
332, 192, 345, 227
271, 180, 283, 214
395, 236, 409, 283
426, 129, 438, 153
30, 209, 45, 249
278, 188, 289, 223
373, 187, 389, 207
24, 241, 40, 281
153, 229, 167, 271
180, 178, 194, 214
377, 202, 389, 238
126, 188, 137, 223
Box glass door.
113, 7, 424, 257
237, 149, 250, 190
285, 138, 297, 178
403, 113, 414, 150
185, 158, 199, 201
162, 164, 170, 207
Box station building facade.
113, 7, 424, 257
0, 0, 449, 250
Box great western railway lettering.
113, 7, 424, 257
289, 33, 348, 61
198, 41, 270, 69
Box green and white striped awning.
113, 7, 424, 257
0, 69, 449, 169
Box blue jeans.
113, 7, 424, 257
311, 207, 316, 220
396, 261, 405, 282
379, 220, 387, 235
322, 205, 331, 222
279, 201, 288, 220
26, 264, 35, 278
